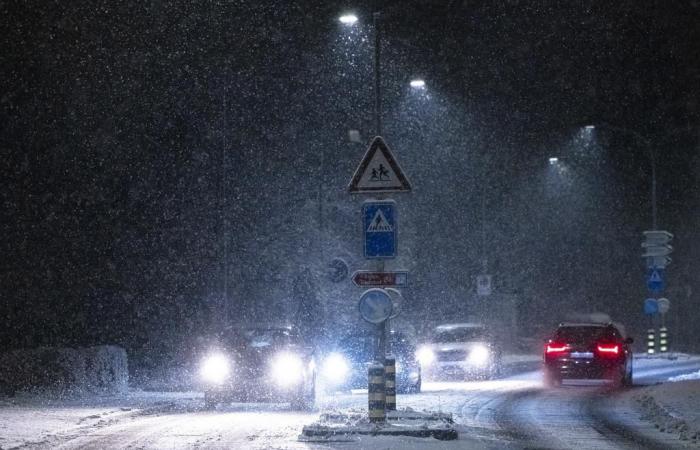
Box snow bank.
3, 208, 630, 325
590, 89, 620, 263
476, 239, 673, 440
669, 370, 700, 382
0, 345, 128, 397
636, 380, 700, 444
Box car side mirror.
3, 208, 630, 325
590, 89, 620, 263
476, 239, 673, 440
625, 337, 634, 344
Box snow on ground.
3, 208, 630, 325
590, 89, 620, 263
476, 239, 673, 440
636, 379, 700, 445
0, 354, 698, 449
0, 391, 202, 449
670, 370, 700, 382
635, 352, 700, 364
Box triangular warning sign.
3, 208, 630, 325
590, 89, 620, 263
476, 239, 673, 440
348, 136, 412, 193
367, 209, 393, 232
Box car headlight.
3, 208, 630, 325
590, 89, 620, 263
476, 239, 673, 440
467, 344, 490, 366
271, 352, 304, 386
416, 347, 435, 365
322, 352, 349, 383
200, 353, 231, 384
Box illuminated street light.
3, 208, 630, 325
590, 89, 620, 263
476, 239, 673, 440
549, 157, 559, 164
409, 79, 426, 88
584, 125, 595, 130
339, 14, 358, 25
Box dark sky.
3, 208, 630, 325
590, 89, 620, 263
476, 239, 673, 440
1, 1, 699, 363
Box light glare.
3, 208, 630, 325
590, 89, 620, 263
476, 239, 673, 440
548, 157, 559, 164
467, 345, 490, 367
200, 353, 230, 384
322, 352, 349, 382
339, 14, 358, 25
410, 79, 426, 88
416, 347, 435, 365
271, 352, 304, 386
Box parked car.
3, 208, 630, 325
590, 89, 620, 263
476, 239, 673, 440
198, 326, 316, 410
319, 329, 421, 394
417, 323, 503, 380
542, 322, 634, 387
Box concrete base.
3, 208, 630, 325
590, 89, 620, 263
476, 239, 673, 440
299, 408, 457, 441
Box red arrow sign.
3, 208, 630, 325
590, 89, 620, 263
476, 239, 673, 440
352, 271, 408, 287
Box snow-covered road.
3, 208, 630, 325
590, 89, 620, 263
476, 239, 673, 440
2, 355, 699, 450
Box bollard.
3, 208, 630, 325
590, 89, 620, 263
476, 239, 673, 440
385, 356, 396, 411
368, 363, 386, 423
646, 328, 656, 354
659, 326, 668, 353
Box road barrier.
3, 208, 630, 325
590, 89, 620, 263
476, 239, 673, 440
646, 328, 656, 354
368, 363, 386, 422
659, 326, 668, 353
384, 356, 396, 411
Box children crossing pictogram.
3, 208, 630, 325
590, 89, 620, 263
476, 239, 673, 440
348, 137, 412, 193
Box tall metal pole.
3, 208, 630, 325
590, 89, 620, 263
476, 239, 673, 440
372, 11, 387, 413
222, 81, 229, 327
650, 149, 657, 230
373, 11, 382, 137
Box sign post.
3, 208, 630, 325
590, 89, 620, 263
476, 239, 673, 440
642, 230, 673, 356
348, 136, 412, 422
657, 298, 670, 353
358, 289, 393, 423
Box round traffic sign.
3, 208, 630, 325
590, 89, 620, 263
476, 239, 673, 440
328, 258, 348, 283
644, 298, 659, 315
657, 297, 670, 314
358, 288, 393, 324
385, 288, 403, 319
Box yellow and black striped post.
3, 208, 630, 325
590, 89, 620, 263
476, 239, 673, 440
659, 326, 668, 353
646, 328, 656, 354
368, 363, 385, 423
385, 356, 396, 411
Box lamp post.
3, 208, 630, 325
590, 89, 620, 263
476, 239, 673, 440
339, 9, 425, 417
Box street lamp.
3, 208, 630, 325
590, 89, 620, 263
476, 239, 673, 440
409, 78, 426, 89
339, 14, 358, 25
548, 157, 559, 164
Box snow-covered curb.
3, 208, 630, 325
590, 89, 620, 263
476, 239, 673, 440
636, 380, 700, 445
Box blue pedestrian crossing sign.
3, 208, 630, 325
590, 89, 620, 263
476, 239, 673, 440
647, 268, 665, 293
363, 201, 396, 258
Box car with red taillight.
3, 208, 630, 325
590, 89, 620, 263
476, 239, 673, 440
543, 322, 633, 387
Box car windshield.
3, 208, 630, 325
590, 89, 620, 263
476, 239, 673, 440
434, 327, 487, 343
235, 329, 296, 348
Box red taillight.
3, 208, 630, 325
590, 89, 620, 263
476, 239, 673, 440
545, 343, 569, 355
596, 344, 620, 355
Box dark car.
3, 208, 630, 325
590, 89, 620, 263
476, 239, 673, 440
543, 322, 633, 387
319, 330, 421, 394
198, 326, 316, 410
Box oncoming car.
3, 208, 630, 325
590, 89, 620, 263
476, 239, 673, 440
198, 327, 316, 410
417, 323, 502, 380
319, 330, 421, 394
543, 322, 633, 387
